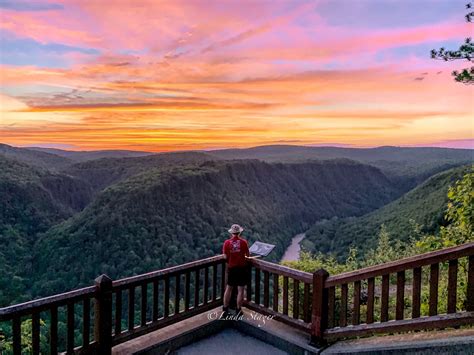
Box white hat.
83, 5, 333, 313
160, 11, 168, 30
228, 224, 244, 234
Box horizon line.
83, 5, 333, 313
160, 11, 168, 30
3, 141, 473, 153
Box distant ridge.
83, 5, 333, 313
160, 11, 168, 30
26, 146, 153, 162
0, 143, 72, 169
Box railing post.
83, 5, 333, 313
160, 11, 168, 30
94, 274, 113, 355
311, 269, 329, 348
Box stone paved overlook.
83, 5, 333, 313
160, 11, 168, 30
0, 242, 473, 354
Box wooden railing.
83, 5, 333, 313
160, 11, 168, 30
0, 255, 226, 355
244, 258, 313, 333
322, 242, 474, 341
247, 242, 474, 346
1, 243, 473, 354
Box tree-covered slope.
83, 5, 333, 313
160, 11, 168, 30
31, 159, 398, 297
303, 165, 471, 260
0, 156, 92, 305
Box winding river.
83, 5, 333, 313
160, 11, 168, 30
281, 233, 305, 262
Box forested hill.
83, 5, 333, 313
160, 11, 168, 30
303, 165, 471, 260
31, 159, 398, 297
0, 156, 92, 305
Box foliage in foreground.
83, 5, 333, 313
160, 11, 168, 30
285, 168, 473, 320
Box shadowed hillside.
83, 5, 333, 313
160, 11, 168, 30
209, 145, 472, 189
62, 151, 218, 193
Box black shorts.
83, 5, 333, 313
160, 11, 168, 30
227, 266, 249, 287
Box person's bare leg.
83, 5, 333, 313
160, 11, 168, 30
223, 285, 233, 308
237, 286, 245, 309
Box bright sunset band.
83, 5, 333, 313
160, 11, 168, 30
0, 0, 472, 151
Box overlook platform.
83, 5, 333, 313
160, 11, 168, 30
0, 242, 473, 354
113, 307, 320, 354
114, 307, 474, 354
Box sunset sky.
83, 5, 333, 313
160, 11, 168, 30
0, 0, 473, 151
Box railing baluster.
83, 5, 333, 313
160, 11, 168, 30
340, 284, 348, 327
67, 302, 75, 353
32, 312, 40, 355
115, 290, 122, 335
447, 259, 458, 313
353, 280, 361, 325
50, 306, 58, 355
429, 263, 439, 316
164, 276, 170, 317
203, 267, 209, 305
255, 268, 261, 305
152, 280, 159, 321
293, 279, 300, 319
367, 277, 374, 324
141, 282, 148, 325
412, 267, 421, 319
194, 269, 200, 308
283, 276, 289, 315
381, 274, 389, 322
185, 272, 191, 311
128, 286, 135, 330
273, 274, 279, 312
12, 317, 21, 355
263, 271, 270, 308
468, 255, 474, 312
246, 265, 252, 302
213, 263, 218, 302
83, 298, 91, 347
221, 262, 226, 300
396, 271, 405, 320
175, 274, 181, 313
328, 286, 335, 328
303, 282, 310, 322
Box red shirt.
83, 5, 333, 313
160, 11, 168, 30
223, 235, 249, 268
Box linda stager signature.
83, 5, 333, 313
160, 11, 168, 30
207, 310, 275, 327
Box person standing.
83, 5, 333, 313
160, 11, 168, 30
222, 224, 249, 316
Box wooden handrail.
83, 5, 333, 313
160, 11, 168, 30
325, 242, 474, 287
0, 286, 96, 321
250, 258, 312, 283
112, 255, 225, 289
